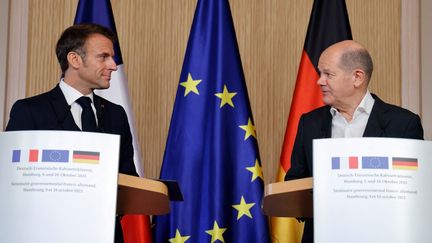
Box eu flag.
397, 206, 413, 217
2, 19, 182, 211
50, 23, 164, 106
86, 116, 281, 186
362, 156, 389, 169
42, 150, 69, 162
153, 0, 270, 242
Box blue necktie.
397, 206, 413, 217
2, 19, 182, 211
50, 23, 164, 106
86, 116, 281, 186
76, 96, 97, 132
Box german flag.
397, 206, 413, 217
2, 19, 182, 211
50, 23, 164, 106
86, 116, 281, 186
72, 150, 100, 164
392, 157, 418, 170
272, 0, 353, 242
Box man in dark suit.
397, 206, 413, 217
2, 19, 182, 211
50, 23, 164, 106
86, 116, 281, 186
285, 40, 424, 243
5, 24, 137, 243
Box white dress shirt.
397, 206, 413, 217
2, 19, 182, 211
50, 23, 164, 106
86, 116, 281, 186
330, 90, 375, 138
59, 79, 98, 130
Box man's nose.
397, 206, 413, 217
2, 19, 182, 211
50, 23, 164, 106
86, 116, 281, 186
316, 76, 325, 85
108, 57, 118, 71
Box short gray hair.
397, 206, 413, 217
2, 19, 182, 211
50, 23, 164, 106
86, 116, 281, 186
339, 48, 373, 82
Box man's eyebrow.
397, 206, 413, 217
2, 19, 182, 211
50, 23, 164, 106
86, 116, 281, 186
97, 51, 111, 57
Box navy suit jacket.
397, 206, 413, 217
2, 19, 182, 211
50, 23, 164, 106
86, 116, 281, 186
6, 85, 138, 176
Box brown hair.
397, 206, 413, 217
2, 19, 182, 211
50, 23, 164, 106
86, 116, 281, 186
55, 23, 117, 75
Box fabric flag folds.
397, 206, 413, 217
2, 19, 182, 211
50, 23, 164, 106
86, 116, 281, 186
271, 0, 352, 242
153, 0, 270, 242
73, 1, 151, 243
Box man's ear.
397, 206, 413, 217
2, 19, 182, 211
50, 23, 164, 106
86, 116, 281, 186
353, 69, 366, 88
67, 52, 82, 70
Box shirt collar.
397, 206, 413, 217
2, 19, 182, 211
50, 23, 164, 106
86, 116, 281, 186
330, 90, 375, 117
59, 79, 94, 105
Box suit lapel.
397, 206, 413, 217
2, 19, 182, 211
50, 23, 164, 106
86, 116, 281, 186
49, 85, 80, 131
363, 94, 389, 137
93, 94, 105, 133
320, 106, 333, 138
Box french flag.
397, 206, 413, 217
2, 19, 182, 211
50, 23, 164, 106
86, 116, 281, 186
332, 156, 359, 170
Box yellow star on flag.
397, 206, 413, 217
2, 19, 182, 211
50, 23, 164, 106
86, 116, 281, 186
232, 196, 255, 220
246, 159, 264, 182
215, 84, 237, 108
239, 118, 256, 140
180, 73, 202, 96
205, 221, 227, 243
169, 229, 190, 243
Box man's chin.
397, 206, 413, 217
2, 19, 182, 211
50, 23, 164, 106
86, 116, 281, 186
98, 81, 110, 90
322, 97, 332, 106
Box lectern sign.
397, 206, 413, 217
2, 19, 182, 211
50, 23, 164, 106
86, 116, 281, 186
0, 131, 120, 243
313, 138, 431, 243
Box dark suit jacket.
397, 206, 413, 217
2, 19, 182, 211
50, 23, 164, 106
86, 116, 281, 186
6, 85, 138, 176
284, 93, 424, 243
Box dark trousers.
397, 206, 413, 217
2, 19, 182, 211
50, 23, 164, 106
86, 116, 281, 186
115, 216, 124, 243
301, 219, 313, 243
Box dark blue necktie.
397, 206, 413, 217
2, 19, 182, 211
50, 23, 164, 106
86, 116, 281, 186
76, 96, 97, 132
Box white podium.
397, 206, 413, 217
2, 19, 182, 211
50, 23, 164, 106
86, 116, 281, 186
0, 131, 171, 243
264, 138, 432, 243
